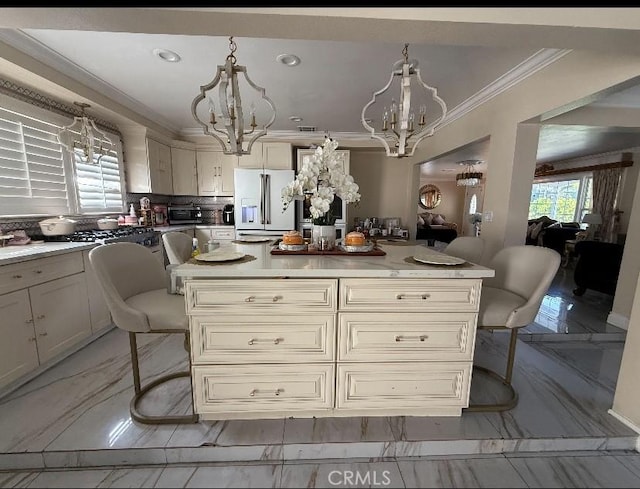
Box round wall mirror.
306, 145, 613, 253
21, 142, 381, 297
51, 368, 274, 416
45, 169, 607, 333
418, 184, 442, 210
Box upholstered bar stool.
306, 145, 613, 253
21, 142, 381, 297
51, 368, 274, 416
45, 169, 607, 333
89, 242, 198, 424
467, 245, 560, 412
443, 236, 485, 264
162, 231, 193, 265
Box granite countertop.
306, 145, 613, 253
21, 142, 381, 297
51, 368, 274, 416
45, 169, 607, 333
171, 241, 495, 279
0, 241, 97, 266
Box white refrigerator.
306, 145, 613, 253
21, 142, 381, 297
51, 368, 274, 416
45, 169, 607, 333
234, 168, 295, 235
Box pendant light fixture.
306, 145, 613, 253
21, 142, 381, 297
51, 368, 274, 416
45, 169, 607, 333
191, 36, 276, 156
57, 102, 113, 165
456, 160, 484, 187
361, 43, 447, 158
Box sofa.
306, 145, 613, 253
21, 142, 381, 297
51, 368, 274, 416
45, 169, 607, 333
416, 212, 458, 243
573, 240, 624, 296
526, 216, 581, 254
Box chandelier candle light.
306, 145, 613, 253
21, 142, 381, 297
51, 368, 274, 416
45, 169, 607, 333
191, 36, 276, 156
456, 160, 484, 187
57, 102, 113, 165
361, 43, 447, 158
282, 138, 361, 249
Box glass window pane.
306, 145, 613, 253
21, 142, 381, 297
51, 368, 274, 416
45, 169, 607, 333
529, 179, 580, 222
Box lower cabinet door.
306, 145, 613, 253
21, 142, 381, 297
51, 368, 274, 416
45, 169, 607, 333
193, 364, 334, 415
336, 362, 472, 410
0, 289, 39, 388
30, 273, 92, 364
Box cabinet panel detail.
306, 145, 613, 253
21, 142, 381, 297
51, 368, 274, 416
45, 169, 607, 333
191, 314, 335, 363
338, 312, 476, 362
336, 362, 471, 410
193, 363, 334, 414
339, 278, 481, 312
0, 252, 84, 296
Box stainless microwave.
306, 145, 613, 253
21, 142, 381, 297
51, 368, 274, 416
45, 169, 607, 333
167, 205, 203, 224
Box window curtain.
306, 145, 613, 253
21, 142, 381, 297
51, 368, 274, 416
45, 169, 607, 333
592, 168, 622, 243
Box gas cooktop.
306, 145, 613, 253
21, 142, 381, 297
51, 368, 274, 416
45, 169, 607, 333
38, 227, 157, 244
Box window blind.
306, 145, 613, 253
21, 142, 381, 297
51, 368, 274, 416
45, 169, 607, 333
0, 106, 71, 216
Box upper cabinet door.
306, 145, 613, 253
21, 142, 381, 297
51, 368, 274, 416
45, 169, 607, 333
236, 142, 264, 169
147, 138, 173, 195
171, 147, 198, 195
263, 143, 293, 169
197, 151, 237, 196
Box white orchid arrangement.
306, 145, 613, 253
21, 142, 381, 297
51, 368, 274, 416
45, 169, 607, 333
469, 212, 482, 225
282, 138, 361, 225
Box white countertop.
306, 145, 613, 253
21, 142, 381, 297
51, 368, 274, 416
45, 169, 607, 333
0, 241, 96, 265
171, 241, 495, 279
153, 224, 235, 233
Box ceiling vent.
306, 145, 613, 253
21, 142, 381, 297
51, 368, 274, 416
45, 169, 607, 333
297, 125, 317, 132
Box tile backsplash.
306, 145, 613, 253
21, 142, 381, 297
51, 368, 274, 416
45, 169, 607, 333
0, 193, 234, 235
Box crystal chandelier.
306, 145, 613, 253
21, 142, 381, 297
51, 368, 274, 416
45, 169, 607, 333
57, 102, 113, 165
456, 160, 483, 187
361, 43, 447, 158
191, 36, 276, 156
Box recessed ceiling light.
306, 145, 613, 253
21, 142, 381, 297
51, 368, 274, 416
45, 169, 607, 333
153, 48, 181, 63
289, 116, 303, 122
277, 54, 301, 67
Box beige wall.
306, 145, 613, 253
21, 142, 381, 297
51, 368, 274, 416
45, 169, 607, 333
417, 179, 465, 228
348, 149, 412, 229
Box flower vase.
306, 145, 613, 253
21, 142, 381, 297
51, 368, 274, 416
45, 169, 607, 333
312, 224, 336, 251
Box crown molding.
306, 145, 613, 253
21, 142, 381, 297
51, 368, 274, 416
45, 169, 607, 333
0, 29, 181, 133
439, 48, 572, 130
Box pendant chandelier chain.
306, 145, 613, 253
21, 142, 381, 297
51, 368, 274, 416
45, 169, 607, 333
226, 36, 237, 65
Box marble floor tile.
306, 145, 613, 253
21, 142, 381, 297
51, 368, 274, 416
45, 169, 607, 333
152, 466, 197, 488
25, 468, 114, 488
279, 461, 402, 488
472, 331, 634, 440
283, 417, 395, 444
507, 454, 640, 488
615, 455, 640, 478
397, 456, 528, 488
0, 471, 40, 488
387, 414, 503, 442
168, 419, 285, 448
184, 463, 282, 488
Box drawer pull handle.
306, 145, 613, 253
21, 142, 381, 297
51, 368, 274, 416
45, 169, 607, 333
35, 270, 43, 274
245, 295, 283, 303
248, 337, 283, 345
396, 293, 431, 300
36, 314, 45, 320
28, 337, 36, 343
12, 274, 23, 279
395, 335, 428, 342
38, 332, 48, 337
25, 318, 34, 324
249, 388, 283, 397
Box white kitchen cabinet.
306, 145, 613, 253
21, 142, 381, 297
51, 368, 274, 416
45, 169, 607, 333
197, 151, 236, 196
147, 138, 173, 195
0, 289, 39, 388
236, 142, 292, 170
195, 226, 235, 250
171, 147, 198, 195
82, 250, 111, 333
30, 273, 92, 364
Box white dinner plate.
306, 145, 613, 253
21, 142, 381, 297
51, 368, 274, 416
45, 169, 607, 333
195, 250, 245, 262
412, 254, 466, 266
235, 236, 272, 243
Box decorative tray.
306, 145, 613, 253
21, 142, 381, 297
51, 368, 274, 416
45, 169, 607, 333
271, 245, 386, 256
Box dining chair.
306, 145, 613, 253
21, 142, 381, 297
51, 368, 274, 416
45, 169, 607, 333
467, 245, 560, 412
89, 242, 198, 424
443, 236, 485, 264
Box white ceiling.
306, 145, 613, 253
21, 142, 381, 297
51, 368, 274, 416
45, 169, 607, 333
0, 18, 638, 180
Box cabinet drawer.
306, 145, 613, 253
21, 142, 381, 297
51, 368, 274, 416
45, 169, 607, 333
191, 314, 335, 363
338, 312, 477, 362
211, 228, 235, 240
186, 279, 337, 313
193, 364, 334, 414
336, 362, 471, 410
339, 278, 481, 312
0, 252, 85, 296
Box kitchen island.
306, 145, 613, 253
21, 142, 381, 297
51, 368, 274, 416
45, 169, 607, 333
171, 241, 494, 420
